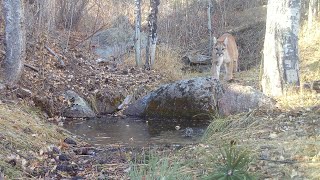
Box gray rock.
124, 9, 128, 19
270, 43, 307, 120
124, 77, 223, 119
91, 26, 147, 60
125, 77, 274, 119
17, 88, 32, 98
184, 127, 194, 137
184, 53, 211, 65
218, 83, 275, 115
0, 83, 5, 90
63, 90, 95, 118
123, 94, 152, 117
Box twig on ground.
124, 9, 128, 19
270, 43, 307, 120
24, 64, 39, 72
258, 158, 297, 164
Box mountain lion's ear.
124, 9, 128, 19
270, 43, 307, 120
213, 37, 217, 44
223, 37, 228, 45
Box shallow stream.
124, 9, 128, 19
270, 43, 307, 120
64, 116, 210, 147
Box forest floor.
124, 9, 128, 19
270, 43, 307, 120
0, 19, 320, 180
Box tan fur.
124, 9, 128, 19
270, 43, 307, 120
212, 33, 239, 81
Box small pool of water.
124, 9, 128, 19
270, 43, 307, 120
64, 116, 210, 147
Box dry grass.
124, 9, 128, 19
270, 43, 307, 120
276, 88, 319, 111
299, 20, 320, 83
124, 45, 184, 83
154, 45, 184, 82
0, 102, 67, 178
174, 109, 320, 179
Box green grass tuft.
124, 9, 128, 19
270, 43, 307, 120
203, 144, 256, 180
129, 152, 192, 180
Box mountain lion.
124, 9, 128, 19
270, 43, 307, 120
212, 33, 238, 81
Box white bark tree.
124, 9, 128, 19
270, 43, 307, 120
145, 0, 160, 70
134, 0, 142, 67
2, 0, 26, 86
208, 0, 213, 56
262, 0, 301, 97
308, 0, 317, 29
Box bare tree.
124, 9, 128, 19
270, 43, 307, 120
134, 0, 142, 67
145, 0, 160, 69
2, 0, 26, 86
261, 0, 301, 97
56, 0, 89, 29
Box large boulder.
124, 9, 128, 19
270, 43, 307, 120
124, 77, 224, 119
63, 90, 95, 118
124, 77, 274, 119
218, 83, 275, 115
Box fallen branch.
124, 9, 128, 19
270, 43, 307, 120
70, 24, 107, 49
226, 20, 265, 34
45, 45, 65, 67
24, 64, 39, 72
258, 158, 297, 164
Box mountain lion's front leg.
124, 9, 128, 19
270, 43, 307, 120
212, 59, 223, 79
233, 59, 238, 73
224, 62, 234, 81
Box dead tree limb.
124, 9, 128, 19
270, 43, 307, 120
70, 24, 107, 49
45, 45, 65, 67
226, 21, 265, 34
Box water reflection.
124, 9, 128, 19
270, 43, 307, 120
64, 116, 210, 147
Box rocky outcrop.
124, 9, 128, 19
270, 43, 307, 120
63, 90, 95, 118
124, 77, 274, 119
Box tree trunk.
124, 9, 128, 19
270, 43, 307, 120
208, 0, 213, 56
262, 0, 301, 97
145, 0, 160, 69
134, 0, 142, 67
308, 0, 316, 29
2, 0, 26, 86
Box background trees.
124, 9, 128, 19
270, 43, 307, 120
145, 0, 160, 69
134, 0, 142, 67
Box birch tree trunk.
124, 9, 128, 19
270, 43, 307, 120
208, 0, 213, 56
262, 0, 301, 97
145, 0, 160, 70
308, 0, 317, 29
134, 0, 142, 67
2, 0, 26, 86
